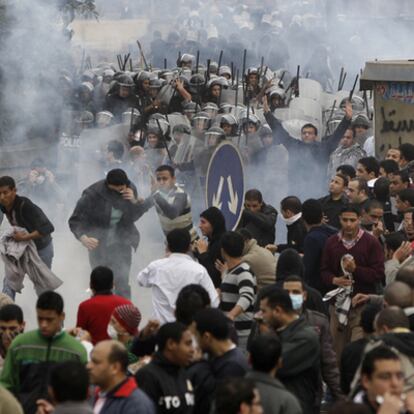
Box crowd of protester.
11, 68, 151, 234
1, 2, 414, 414
2, 138, 414, 413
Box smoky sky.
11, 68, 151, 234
1, 0, 413, 326
1, 0, 413, 196
0, 0, 73, 145
1, 0, 413, 147
91, 0, 414, 90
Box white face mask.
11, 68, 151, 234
107, 324, 118, 339
289, 294, 304, 311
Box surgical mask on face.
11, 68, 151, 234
107, 324, 118, 339
289, 294, 304, 311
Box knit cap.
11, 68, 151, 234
113, 304, 141, 336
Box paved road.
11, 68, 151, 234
1, 205, 287, 331
1, 209, 164, 331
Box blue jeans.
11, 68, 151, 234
2, 241, 54, 300
37, 242, 54, 269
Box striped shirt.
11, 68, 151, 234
220, 262, 257, 337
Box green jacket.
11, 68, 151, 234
0, 329, 87, 414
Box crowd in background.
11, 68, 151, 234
1, 1, 414, 414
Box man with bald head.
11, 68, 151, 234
384, 282, 412, 309
375, 306, 411, 335
354, 281, 414, 330
88, 340, 155, 414
396, 265, 414, 289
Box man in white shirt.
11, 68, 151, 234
136, 228, 219, 324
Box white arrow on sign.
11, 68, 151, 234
212, 176, 224, 209
227, 176, 238, 214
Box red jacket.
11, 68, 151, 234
320, 231, 385, 294
76, 293, 132, 344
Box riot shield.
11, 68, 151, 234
289, 97, 322, 130
298, 78, 323, 102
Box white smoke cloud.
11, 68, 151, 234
0, 0, 73, 146
2, 0, 414, 328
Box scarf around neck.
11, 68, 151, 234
283, 212, 302, 226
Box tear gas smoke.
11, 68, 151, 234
1, 0, 414, 328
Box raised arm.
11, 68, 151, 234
323, 100, 353, 154
240, 208, 277, 232
175, 79, 192, 102
263, 95, 302, 151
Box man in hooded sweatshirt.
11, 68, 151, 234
194, 207, 227, 288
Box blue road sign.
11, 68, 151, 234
206, 142, 244, 230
